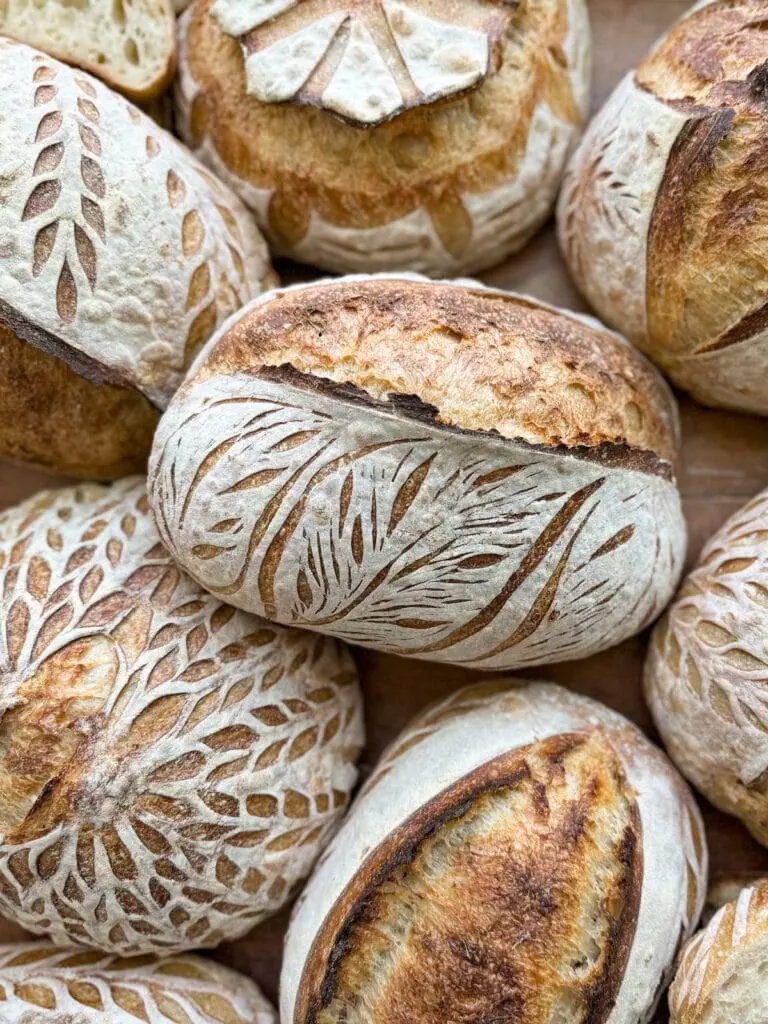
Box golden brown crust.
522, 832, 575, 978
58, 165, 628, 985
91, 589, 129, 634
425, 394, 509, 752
297, 732, 642, 1024
636, 1, 768, 371
0, 323, 158, 480
202, 278, 679, 464
184, 0, 582, 250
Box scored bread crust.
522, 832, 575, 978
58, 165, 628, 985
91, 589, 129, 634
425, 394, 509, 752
0, 942, 276, 1022
0, 0, 176, 102
558, 0, 768, 414
670, 880, 768, 1024
646, 486, 768, 849
281, 681, 707, 1024
174, 0, 591, 275
0, 478, 363, 955
148, 273, 686, 671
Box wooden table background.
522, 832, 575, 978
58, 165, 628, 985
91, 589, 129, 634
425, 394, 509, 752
2, 0, 768, 1017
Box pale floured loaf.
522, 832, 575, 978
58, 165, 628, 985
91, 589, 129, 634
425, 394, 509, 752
0, 478, 363, 955
646, 486, 768, 848
558, 0, 768, 414
0, 38, 274, 479
670, 879, 768, 1024
174, 0, 591, 275
282, 680, 707, 1024
0, 941, 276, 1022
0, 0, 176, 101
148, 274, 686, 671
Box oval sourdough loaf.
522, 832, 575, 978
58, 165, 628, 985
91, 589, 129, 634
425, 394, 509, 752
646, 486, 768, 847
0, 38, 274, 479
0, 0, 176, 102
0, 941, 275, 1022
0, 478, 363, 955
149, 274, 686, 670
670, 879, 768, 1024
558, 0, 768, 414
174, 0, 591, 275
281, 680, 708, 1024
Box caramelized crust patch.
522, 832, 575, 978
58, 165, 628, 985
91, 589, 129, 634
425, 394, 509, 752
203, 279, 678, 463
299, 731, 642, 1024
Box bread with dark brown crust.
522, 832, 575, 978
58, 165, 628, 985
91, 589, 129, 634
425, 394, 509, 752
559, 0, 768, 414
149, 274, 686, 671
282, 681, 707, 1024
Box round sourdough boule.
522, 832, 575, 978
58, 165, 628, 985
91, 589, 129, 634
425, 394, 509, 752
281, 680, 708, 1024
646, 486, 768, 848
0, 38, 275, 479
0, 478, 363, 955
148, 273, 686, 671
558, 0, 768, 415
670, 879, 768, 1024
0, 941, 276, 1022
174, 0, 591, 276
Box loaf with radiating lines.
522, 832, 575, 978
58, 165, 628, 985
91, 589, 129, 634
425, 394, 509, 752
0, 38, 274, 479
646, 486, 768, 847
0, 941, 275, 1022
175, 0, 590, 275
0, 478, 363, 955
670, 879, 768, 1024
148, 274, 686, 670
558, 0, 768, 414
282, 681, 707, 1024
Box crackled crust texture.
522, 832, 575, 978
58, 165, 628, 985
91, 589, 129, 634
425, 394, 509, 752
281, 681, 707, 1024
0, 942, 276, 1022
670, 880, 768, 1024
646, 486, 768, 848
174, 0, 591, 275
558, 0, 768, 414
0, 39, 274, 476
148, 275, 686, 671
0, 478, 363, 955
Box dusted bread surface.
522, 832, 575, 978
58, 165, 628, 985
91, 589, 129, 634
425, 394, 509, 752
0, 478, 363, 955
149, 275, 686, 671
281, 682, 707, 1024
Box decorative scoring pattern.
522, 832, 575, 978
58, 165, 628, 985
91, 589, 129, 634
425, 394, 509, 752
0, 941, 276, 1022
0, 479, 363, 955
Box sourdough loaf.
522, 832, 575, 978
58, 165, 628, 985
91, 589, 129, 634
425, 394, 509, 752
0, 0, 176, 101
174, 0, 591, 275
646, 486, 768, 847
149, 274, 686, 670
0, 38, 273, 479
282, 681, 707, 1024
670, 880, 768, 1024
0, 941, 275, 1022
558, 0, 768, 414
0, 478, 363, 954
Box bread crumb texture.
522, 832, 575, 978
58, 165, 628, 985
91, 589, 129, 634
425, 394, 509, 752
0, 478, 363, 954
206, 278, 678, 461
0, 941, 276, 1022
646, 485, 768, 847
671, 880, 768, 1024
0, 0, 176, 101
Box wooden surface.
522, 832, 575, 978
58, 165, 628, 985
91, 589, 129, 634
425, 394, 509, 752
2, 0, 768, 1015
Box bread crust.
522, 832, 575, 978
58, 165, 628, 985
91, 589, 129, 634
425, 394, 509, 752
0, 478, 363, 954
0, 941, 276, 1022
646, 486, 768, 848
281, 682, 707, 1024
558, 0, 768, 414
0, 39, 274, 477
149, 274, 686, 671
175, 0, 591, 275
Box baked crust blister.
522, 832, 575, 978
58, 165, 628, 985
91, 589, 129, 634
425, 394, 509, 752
175, 0, 591, 275
148, 274, 686, 671
558, 0, 768, 414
